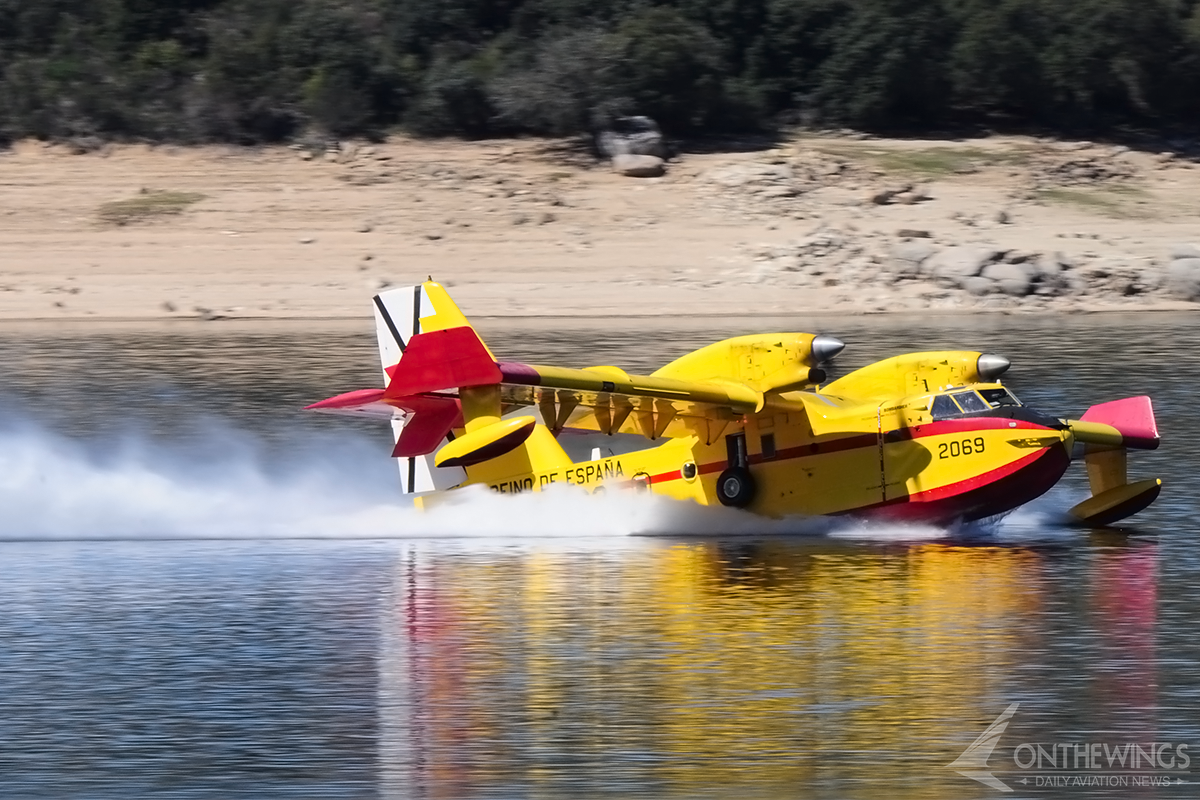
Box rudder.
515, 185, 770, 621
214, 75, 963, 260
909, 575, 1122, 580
373, 282, 479, 494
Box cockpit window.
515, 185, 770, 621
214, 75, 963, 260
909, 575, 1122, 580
979, 387, 1021, 408
930, 395, 961, 420
931, 388, 1020, 420
952, 390, 989, 413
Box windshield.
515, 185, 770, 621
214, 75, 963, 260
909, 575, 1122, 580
930, 388, 1016, 421
930, 395, 961, 420
979, 387, 1021, 408
952, 390, 989, 413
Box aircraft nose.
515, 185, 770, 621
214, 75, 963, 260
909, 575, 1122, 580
812, 335, 845, 363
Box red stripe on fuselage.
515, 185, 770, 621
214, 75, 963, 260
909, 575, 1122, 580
888, 416, 1057, 442
749, 432, 877, 464
646, 417, 1056, 486
643, 416, 1068, 520
864, 443, 1071, 523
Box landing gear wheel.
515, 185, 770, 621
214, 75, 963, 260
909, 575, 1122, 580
716, 467, 756, 508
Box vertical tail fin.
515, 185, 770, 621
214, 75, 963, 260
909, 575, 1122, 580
373, 282, 478, 494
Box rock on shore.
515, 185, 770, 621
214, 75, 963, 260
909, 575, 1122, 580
738, 222, 1194, 311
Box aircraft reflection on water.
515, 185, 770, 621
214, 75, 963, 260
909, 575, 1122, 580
376, 537, 1159, 799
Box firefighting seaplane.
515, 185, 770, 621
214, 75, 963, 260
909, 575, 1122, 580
308, 281, 1161, 525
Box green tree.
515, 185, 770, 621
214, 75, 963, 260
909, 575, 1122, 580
947, 0, 1048, 118
1036, 0, 1194, 125
616, 6, 727, 133
811, 0, 955, 128
753, 0, 853, 118
489, 27, 628, 135
201, 0, 298, 141
1, 0, 1199, 143
406, 45, 496, 136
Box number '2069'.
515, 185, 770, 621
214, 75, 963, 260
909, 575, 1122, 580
938, 437, 985, 459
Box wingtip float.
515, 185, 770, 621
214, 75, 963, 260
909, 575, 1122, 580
307, 280, 1162, 527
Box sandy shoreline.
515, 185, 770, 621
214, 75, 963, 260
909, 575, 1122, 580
2, 134, 1198, 323
0, 303, 1196, 325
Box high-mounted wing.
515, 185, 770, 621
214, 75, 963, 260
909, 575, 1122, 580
313, 335, 837, 458
505, 330, 844, 442
307, 282, 843, 475
354, 324, 772, 453
495, 362, 758, 443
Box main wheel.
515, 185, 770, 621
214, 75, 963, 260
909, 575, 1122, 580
716, 467, 756, 508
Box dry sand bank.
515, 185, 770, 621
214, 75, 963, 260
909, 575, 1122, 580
1, 134, 1198, 323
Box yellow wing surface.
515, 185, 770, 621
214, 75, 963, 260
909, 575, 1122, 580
499, 327, 844, 442
310, 280, 843, 449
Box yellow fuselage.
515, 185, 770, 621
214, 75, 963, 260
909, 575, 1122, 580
451, 381, 1072, 524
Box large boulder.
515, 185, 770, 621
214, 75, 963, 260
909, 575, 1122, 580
925, 245, 1000, 285
1031, 253, 1070, 295
889, 241, 938, 277
981, 261, 1034, 296
1166, 258, 1200, 300
597, 116, 666, 159
1034, 252, 1066, 279
612, 154, 665, 178
961, 276, 995, 296
1078, 257, 1158, 296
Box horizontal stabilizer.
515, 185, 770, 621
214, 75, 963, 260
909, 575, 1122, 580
305, 388, 397, 420
385, 326, 502, 399
390, 395, 462, 458
306, 388, 464, 458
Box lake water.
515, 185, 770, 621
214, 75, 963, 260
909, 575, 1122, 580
0, 312, 1197, 799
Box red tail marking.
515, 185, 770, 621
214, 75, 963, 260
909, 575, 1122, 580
1081, 396, 1159, 450
390, 395, 463, 457
384, 326, 501, 399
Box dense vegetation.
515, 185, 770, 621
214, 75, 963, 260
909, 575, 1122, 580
2, 0, 1199, 145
